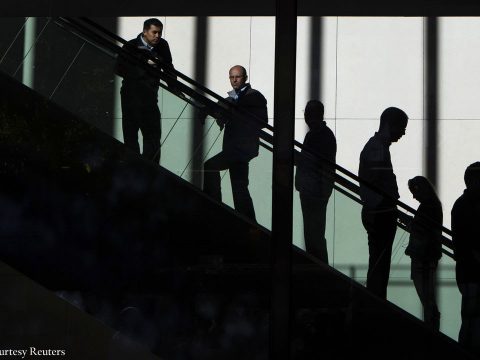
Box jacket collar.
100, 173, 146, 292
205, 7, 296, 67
137, 33, 154, 50
227, 83, 251, 100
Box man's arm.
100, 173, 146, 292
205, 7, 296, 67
213, 98, 235, 130
114, 42, 136, 79
156, 39, 177, 87
115, 41, 155, 82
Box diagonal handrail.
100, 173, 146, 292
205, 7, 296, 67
53, 16, 455, 257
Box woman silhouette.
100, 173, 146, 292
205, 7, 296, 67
405, 176, 443, 331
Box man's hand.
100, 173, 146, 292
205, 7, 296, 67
216, 118, 225, 131
398, 213, 413, 228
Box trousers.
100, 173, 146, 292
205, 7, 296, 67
361, 208, 397, 299
121, 86, 161, 164
203, 151, 256, 221
299, 193, 329, 263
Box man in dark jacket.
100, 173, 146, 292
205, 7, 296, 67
115, 18, 175, 164
452, 162, 480, 356
359, 107, 408, 299
295, 100, 336, 263
203, 65, 268, 221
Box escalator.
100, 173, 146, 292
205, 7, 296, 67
0, 17, 472, 360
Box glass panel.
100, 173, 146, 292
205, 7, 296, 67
437, 257, 461, 339
1, 17, 117, 136
0, 17, 28, 83
28, 19, 87, 100
387, 225, 423, 318
330, 186, 369, 272
247, 142, 273, 228
158, 88, 198, 179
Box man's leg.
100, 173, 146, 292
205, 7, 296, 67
300, 193, 329, 263
203, 152, 229, 202
140, 100, 161, 164
229, 161, 256, 221
121, 90, 140, 155
362, 209, 397, 299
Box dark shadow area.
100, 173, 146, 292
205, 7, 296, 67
308, 16, 321, 101
0, 17, 27, 83
32, 17, 117, 135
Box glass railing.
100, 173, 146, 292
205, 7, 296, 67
0, 17, 234, 191
290, 142, 459, 339
0, 17, 461, 341
0, 18, 29, 85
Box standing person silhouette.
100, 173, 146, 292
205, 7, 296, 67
203, 65, 268, 221
359, 107, 408, 299
295, 100, 336, 263
115, 18, 175, 164
405, 176, 442, 331
452, 162, 480, 356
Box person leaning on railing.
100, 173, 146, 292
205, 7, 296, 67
114, 18, 175, 165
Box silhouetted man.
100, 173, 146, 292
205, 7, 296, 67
295, 100, 336, 263
203, 65, 268, 221
115, 18, 175, 164
452, 162, 480, 356
359, 107, 408, 299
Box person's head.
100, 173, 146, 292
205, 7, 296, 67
379, 107, 408, 143
142, 18, 163, 46
464, 162, 480, 190
229, 65, 248, 90
304, 100, 324, 128
408, 176, 439, 203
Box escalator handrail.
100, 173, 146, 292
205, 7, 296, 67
260, 139, 454, 257
54, 16, 455, 253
